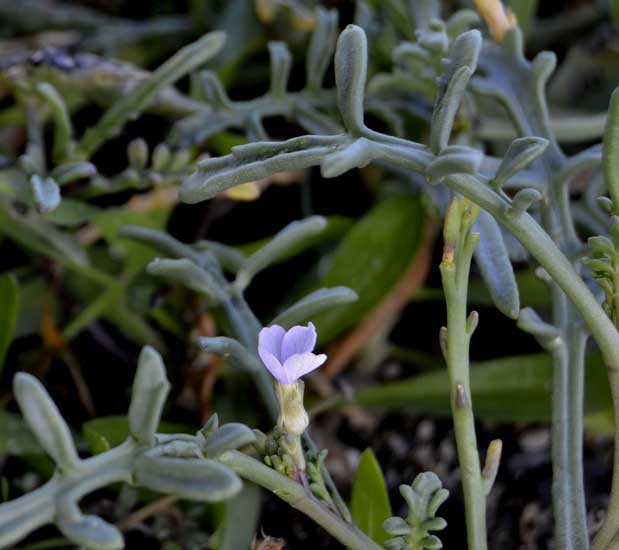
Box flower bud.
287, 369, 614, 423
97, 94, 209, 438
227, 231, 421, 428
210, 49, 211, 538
275, 380, 309, 436
127, 138, 149, 169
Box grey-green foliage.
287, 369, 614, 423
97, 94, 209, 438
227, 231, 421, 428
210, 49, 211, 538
382, 472, 449, 550
120, 216, 357, 522
171, 10, 619, 550
3, 1, 619, 549
180, 22, 524, 321
120, 217, 358, 337
120, 218, 358, 391
170, 6, 343, 149
0, 346, 252, 550
1, 29, 225, 216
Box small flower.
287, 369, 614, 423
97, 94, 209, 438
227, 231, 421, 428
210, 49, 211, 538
258, 322, 327, 385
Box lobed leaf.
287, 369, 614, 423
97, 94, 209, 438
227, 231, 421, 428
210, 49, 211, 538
57, 514, 123, 550
202, 423, 256, 457
430, 30, 481, 152
235, 216, 327, 290
134, 454, 242, 502
493, 137, 548, 189
335, 25, 368, 135
271, 287, 358, 329
13, 373, 80, 471
198, 337, 260, 373
147, 258, 228, 304
128, 346, 171, 445
80, 31, 226, 157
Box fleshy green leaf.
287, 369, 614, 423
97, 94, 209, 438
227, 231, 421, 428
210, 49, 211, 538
134, 454, 242, 502
335, 25, 368, 135
36, 83, 73, 164
473, 210, 520, 319
57, 515, 123, 550
306, 8, 339, 91
430, 30, 481, 152
271, 287, 358, 328
350, 448, 392, 545
13, 373, 80, 471
128, 346, 170, 445
604, 86, 619, 213
147, 258, 227, 303
202, 423, 256, 457
493, 137, 548, 189
80, 31, 226, 157
236, 216, 327, 290
197, 337, 260, 373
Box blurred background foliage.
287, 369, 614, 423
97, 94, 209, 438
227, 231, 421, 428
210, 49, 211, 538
1, 0, 619, 548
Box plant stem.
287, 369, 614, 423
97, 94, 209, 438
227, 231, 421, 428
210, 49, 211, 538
593, 370, 619, 550
477, 112, 608, 144
443, 173, 619, 368
567, 321, 588, 549
547, 300, 588, 550
440, 204, 487, 550
219, 450, 380, 550
0, 440, 135, 548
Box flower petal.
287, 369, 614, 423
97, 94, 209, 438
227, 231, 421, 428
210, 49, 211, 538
283, 352, 327, 381
281, 323, 317, 362
259, 350, 290, 384
258, 325, 286, 362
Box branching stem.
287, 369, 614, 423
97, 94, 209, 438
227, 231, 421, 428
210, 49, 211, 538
440, 201, 487, 550
220, 450, 380, 550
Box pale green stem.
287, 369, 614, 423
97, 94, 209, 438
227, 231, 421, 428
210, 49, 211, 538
219, 450, 380, 550
441, 173, 619, 368
546, 304, 588, 550
593, 370, 619, 550
477, 112, 608, 144
439, 172, 614, 550
567, 321, 588, 549
440, 226, 486, 550
0, 441, 135, 548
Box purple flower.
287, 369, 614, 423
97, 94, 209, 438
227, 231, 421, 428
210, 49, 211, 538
258, 322, 327, 385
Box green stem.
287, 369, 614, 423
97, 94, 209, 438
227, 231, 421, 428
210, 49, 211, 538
440, 214, 487, 550
547, 305, 588, 550
0, 440, 135, 548
567, 321, 588, 549
442, 177, 619, 550
447, 173, 596, 550
219, 450, 380, 550
593, 370, 619, 550
443, 173, 619, 368
477, 112, 608, 144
